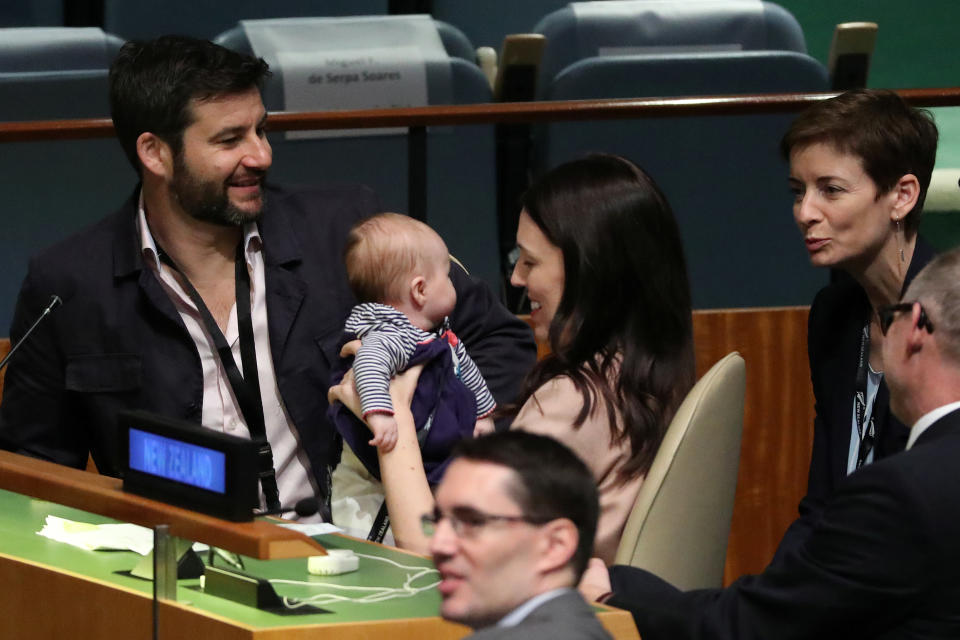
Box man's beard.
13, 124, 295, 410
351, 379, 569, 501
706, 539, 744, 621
170, 154, 267, 227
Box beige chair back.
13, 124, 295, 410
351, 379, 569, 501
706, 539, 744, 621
613, 351, 746, 589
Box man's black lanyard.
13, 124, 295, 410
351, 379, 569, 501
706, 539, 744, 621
853, 323, 877, 470
158, 242, 281, 511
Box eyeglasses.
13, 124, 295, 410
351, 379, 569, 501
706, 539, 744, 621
420, 506, 546, 539
878, 302, 935, 336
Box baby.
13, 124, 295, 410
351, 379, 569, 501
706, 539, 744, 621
336, 213, 496, 460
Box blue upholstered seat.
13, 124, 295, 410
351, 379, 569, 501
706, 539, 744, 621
103, 0, 389, 41
0, 28, 132, 328
535, 0, 809, 94
532, 2, 831, 307
429, 0, 570, 50
215, 18, 501, 292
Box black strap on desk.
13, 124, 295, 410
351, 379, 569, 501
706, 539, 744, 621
368, 502, 391, 543
854, 323, 877, 470
158, 243, 281, 511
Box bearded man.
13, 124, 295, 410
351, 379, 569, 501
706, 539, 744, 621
0, 36, 534, 519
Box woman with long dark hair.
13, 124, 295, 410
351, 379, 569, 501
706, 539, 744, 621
509, 154, 695, 562
331, 154, 696, 560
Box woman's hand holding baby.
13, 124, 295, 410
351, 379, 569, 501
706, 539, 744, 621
328, 339, 423, 455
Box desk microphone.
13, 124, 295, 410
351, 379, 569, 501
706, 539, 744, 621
0, 295, 62, 372
254, 496, 320, 519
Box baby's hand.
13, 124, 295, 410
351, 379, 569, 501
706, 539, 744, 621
366, 413, 399, 452
473, 417, 495, 438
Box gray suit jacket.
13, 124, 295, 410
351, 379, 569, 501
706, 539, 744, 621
468, 590, 613, 640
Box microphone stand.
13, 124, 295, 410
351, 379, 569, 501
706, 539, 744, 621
0, 295, 61, 371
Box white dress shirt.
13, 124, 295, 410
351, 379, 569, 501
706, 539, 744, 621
906, 400, 960, 450
137, 197, 319, 518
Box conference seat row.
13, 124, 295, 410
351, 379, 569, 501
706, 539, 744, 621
0, 3, 840, 330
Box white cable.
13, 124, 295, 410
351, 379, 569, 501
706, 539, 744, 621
354, 552, 429, 571
269, 551, 440, 609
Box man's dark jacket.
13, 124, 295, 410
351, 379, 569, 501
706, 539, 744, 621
0, 184, 536, 508
608, 409, 960, 639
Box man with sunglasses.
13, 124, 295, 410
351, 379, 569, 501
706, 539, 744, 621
426, 430, 611, 639
580, 248, 960, 638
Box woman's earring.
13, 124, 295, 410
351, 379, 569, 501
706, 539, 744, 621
896, 217, 905, 263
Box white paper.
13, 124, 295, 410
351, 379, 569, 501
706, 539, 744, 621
37, 515, 154, 556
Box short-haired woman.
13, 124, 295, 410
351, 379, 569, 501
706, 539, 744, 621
778, 89, 939, 556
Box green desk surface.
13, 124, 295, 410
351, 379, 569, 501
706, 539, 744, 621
0, 488, 443, 628
0, 489, 638, 639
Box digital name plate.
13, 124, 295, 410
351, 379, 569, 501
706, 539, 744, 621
129, 428, 227, 494
120, 410, 259, 521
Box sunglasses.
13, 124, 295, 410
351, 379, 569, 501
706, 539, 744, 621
877, 302, 935, 336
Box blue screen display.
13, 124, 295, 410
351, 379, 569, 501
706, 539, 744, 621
129, 428, 227, 494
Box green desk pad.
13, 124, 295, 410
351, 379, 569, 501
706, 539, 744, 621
0, 488, 443, 628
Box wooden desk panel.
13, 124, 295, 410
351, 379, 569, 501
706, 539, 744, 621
0, 490, 638, 640
0, 450, 325, 560
0, 553, 152, 640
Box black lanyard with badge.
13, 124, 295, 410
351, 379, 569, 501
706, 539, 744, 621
158, 242, 281, 511
854, 323, 877, 470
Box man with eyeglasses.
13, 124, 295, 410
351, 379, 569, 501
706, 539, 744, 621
579, 247, 960, 639
426, 430, 612, 639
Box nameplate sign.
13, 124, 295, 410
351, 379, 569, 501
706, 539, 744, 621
243, 16, 450, 139
277, 46, 428, 138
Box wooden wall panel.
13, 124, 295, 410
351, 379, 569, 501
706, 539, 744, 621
692, 308, 814, 582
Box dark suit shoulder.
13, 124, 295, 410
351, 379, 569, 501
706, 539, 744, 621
468, 591, 612, 640
794, 415, 960, 586
859, 415, 960, 546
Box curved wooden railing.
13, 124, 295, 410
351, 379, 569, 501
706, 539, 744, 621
2, 87, 960, 143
